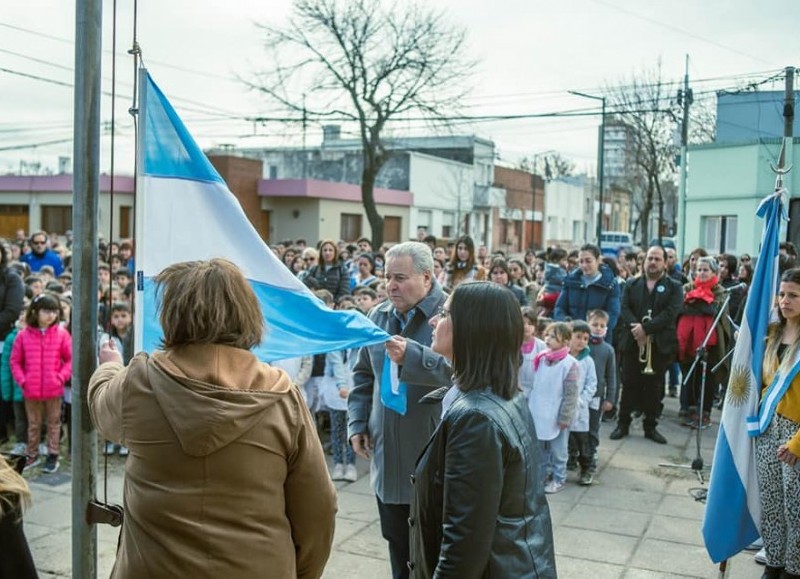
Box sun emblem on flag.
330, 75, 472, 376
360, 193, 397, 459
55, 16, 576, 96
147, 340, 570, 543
726, 364, 752, 407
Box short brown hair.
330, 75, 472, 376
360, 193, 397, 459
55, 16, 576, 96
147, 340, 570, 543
155, 259, 264, 350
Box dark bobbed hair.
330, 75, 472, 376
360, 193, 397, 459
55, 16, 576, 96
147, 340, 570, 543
155, 258, 265, 351
450, 282, 523, 400
26, 292, 62, 327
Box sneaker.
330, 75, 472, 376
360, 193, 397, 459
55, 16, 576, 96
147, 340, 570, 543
11, 442, 27, 456
544, 480, 565, 494
745, 538, 763, 551
330, 463, 345, 481
693, 415, 711, 430
42, 454, 59, 474
104, 442, 116, 456
24, 455, 41, 470
343, 464, 358, 483
683, 413, 699, 428
668, 388, 678, 398
754, 547, 767, 565
118, 446, 129, 457
579, 469, 593, 486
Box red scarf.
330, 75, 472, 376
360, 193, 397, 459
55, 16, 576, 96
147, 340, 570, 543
685, 276, 719, 304
533, 346, 569, 370
521, 340, 536, 354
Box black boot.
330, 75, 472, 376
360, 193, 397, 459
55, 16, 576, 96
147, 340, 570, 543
609, 424, 629, 440
644, 428, 667, 444
761, 565, 783, 579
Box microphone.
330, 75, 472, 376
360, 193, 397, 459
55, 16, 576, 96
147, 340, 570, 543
723, 282, 747, 293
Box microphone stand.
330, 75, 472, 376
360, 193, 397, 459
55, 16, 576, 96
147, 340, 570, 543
659, 292, 732, 485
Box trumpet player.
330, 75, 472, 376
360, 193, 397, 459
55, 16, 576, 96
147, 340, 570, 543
611, 246, 683, 444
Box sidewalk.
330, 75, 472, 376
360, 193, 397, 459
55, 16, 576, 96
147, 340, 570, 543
17, 396, 761, 578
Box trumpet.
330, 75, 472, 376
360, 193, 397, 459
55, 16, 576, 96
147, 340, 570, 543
639, 309, 655, 375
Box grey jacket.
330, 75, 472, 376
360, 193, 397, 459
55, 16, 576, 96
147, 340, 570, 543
347, 283, 452, 504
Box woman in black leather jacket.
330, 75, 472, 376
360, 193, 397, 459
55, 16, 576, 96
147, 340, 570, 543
409, 282, 556, 578
0, 453, 38, 578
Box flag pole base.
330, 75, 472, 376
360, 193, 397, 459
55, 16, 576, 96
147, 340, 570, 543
658, 460, 711, 484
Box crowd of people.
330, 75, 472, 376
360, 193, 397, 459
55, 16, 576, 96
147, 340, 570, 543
0, 226, 798, 578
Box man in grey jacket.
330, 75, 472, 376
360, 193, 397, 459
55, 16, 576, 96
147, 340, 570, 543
348, 241, 451, 579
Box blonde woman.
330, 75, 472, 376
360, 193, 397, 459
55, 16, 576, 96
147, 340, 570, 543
0, 454, 37, 578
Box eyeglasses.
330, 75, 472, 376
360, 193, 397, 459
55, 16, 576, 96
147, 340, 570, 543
31, 240, 46, 246
436, 306, 450, 320
303, 258, 315, 262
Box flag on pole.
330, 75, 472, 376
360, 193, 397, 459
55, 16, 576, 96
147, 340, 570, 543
701, 189, 786, 562
133, 70, 389, 361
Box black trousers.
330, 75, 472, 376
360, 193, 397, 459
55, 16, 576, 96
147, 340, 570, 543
618, 349, 671, 430
376, 497, 410, 579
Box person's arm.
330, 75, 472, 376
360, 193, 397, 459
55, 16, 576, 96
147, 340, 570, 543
605, 281, 621, 334
558, 362, 580, 427
433, 409, 503, 578
58, 329, 72, 385
347, 344, 374, 442
582, 358, 598, 404
399, 339, 452, 387
643, 281, 683, 334
87, 359, 127, 443
9, 336, 25, 390
285, 389, 337, 579
0, 271, 23, 331
553, 285, 568, 320
604, 346, 618, 408
618, 281, 637, 327
326, 350, 348, 391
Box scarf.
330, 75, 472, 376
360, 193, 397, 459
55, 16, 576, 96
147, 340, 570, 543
685, 275, 719, 304
534, 346, 569, 370
521, 340, 536, 354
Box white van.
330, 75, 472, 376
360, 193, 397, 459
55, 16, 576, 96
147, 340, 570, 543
599, 231, 634, 256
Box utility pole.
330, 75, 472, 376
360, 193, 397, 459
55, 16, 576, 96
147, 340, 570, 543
780, 66, 794, 168
72, 0, 101, 577
569, 91, 605, 248
676, 55, 692, 260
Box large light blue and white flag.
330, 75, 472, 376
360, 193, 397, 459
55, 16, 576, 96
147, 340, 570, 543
702, 189, 786, 562
133, 70, 389, 361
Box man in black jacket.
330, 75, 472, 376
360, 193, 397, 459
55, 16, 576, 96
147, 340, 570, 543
611, 246, 683, 444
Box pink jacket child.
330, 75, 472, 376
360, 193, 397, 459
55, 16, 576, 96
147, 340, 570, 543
11, 295, 72, 470
11, 323, 72, 401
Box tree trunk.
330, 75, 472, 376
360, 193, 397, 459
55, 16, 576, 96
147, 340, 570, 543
361, 163, 384, 248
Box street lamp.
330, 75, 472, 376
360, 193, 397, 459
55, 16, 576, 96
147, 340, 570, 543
569, 90, 606, 250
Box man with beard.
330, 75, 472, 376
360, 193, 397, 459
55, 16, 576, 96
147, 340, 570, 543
610, 246, 683, 444
21, 231, 64, 276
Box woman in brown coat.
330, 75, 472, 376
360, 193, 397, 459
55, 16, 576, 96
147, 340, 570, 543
89, 258, 337, 579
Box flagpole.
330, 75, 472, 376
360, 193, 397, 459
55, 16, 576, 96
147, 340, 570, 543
72, 0, 102, 576
133, 66, 147, 355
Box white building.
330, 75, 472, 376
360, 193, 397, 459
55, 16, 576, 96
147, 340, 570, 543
544, 176, 590, 247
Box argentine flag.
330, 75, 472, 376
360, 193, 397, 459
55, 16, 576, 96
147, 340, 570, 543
702, 190, 785, 562
133, 70, 389, 361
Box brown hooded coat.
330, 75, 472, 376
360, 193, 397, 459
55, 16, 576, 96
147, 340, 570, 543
88, 344, 337, 579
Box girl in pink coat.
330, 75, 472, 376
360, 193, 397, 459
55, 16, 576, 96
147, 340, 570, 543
11, 293, 72, 473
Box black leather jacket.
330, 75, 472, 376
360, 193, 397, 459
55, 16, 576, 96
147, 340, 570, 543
409, 388, 556, 579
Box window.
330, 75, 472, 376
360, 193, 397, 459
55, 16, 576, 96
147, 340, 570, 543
442, 212, 454, 238
384, 216, 401, 243
417, 209, 432, 232
702, 215, 737, 254
41, 205, 72, 235
268, 165, 278, 179
340, 213, 362, 242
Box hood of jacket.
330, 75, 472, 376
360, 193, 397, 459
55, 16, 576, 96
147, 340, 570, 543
149, 344, 293, 457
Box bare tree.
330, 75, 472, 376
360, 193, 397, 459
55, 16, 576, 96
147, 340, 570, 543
518, 152, 575, 180
605, 65, 678, 246
250, 0, 474, 247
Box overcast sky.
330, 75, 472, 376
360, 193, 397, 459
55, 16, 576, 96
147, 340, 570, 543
1, 0, 796, 176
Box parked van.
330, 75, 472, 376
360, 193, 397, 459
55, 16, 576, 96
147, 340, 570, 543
599, 231, 634, 256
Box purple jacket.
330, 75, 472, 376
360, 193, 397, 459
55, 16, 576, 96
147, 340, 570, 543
11, 324, 72, 401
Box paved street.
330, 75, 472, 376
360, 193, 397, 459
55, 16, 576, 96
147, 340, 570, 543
16, 395, 762, 578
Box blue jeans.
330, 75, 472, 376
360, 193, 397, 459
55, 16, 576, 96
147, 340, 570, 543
539, 429, 569, 484
329, 410, 355, 465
